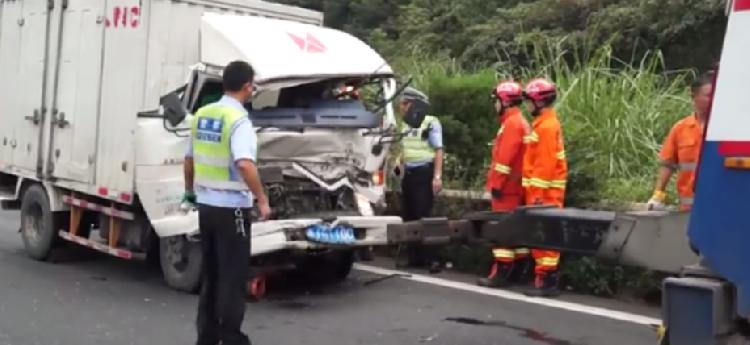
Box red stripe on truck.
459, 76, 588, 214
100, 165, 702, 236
737, 0, 750, 11
719, 141, 750, 156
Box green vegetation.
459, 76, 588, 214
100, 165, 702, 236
277, 0, 726, 71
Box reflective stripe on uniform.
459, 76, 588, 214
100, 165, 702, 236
556, 150, 566, 160
527, 177, 566, 189
522, 178, 531, 187
514, 248, 530, 256
529, 178, 551, 188
660, 160, 679, 169
680, 196, 694, 205
194, 178, 248, 191
523, 131, 539, 143
193, 154, 231, 167
494, 163, 511, 174
535, 257, 560, 267
678, 162, 697, 171
493, 248, 516, 259
550, 180, 567, 189
497, 126, 505, 136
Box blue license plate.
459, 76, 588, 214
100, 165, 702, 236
305, 224, 355, 244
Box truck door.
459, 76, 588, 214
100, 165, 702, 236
3, 0, 53, 175
46, 0, 105, 183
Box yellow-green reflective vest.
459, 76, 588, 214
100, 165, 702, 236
401, 115, 438, 163
191, 104, 249, 191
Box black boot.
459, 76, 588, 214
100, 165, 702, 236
508, 256, 533, 285
477, 262, 514, 287
524, 271, 560, 297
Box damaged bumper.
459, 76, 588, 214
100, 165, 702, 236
251, 215, 405, 255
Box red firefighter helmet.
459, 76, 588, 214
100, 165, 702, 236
492, 81, 524, 107
523, 78, 557, 107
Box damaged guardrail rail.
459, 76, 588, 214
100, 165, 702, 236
387, 206, 698, 274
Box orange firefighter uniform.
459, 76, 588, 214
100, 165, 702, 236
487, 107, 530, 211
658, 114, 704, 211
478, 81, 534, 288
522, 107, 568, 281
486, 107, 531, 268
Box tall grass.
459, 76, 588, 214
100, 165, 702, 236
392, 41, 695, 206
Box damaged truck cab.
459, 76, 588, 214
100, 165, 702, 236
149, 13, 405, 291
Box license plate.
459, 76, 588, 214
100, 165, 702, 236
305, 224, 355, 244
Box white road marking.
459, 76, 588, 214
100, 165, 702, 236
354, 263, 661, 327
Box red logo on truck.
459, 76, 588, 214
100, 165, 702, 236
105, 6, 140, 29
287, 32, 326, 53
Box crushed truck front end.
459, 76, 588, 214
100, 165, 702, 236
135, 13, 410, 292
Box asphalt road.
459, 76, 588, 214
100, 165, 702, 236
0, 210, 658, 345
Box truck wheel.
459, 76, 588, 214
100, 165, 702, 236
20, 184, 62, 261
295, 250, 354, 285
160, 236, 202, 293
329, 250, 355, 282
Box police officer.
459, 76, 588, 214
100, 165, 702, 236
396, 86, 444, 273
183, 60, 271, 345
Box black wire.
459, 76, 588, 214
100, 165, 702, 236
371, 76, 414, 115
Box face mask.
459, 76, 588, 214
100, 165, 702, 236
404, 99, 429, 128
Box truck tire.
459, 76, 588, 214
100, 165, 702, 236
20, 184, 62, 261
295, 249, 354, 285
329, 250, 355, 282
160, 235, 202, 293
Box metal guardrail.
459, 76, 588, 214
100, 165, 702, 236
387, 187, 657, 211
386, 188, 491, 201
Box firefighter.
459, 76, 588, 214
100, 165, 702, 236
183, 60, 271, 345
647, 71, 714, 212
521, 78, 568, 297
396, 86, 444, 273
478, 81, 533, 288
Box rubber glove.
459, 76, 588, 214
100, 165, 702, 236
647, 190, 666, 210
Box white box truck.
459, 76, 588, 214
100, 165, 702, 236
0, 0, 405, 294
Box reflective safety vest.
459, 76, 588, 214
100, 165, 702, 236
522, 108, 567, 207
401, 115, 439, 163
191, 103, 249, 191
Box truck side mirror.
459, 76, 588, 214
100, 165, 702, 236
160, 92, 188, 127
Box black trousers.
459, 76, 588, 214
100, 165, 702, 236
401, 163, 435, 222
196, 204, 252, 345
401, 164, 439, 265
